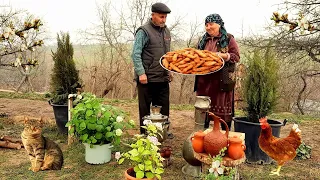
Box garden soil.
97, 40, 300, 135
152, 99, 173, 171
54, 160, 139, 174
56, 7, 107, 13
0, 98, 320, 179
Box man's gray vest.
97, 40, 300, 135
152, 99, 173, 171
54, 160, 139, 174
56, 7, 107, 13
135, 20, 171, 82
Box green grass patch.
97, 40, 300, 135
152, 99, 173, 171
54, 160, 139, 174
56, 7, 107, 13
235, 109, 245, 117
238, 162, 319, 180
42, 125, 68, 143
170, 104, 194, 110
234, 110, 320, 123
0, 152, 7, 164
269, 112, 320, 123
103, 98, 138, 105
0, 161, 46, 180
0, 91, 48, 101
54, 143, 128, 179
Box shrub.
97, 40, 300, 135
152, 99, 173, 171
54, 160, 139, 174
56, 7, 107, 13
50, 32, 81, 105
67, 93, 135, 146
243, 45, 279, 123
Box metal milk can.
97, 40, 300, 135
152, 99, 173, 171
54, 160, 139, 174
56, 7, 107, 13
194, 96, 211, 126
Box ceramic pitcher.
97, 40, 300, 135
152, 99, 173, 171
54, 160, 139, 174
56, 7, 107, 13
203, 112, 229, 156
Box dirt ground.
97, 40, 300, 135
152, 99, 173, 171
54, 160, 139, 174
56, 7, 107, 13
1, 97, 320, 179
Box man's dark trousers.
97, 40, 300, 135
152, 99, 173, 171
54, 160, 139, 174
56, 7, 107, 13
137, 82, 169, 134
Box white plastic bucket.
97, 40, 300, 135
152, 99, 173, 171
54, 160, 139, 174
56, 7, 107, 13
83, 143, 113, 164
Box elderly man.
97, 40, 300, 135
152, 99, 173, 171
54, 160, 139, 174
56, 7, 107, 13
132, 2, 173, 137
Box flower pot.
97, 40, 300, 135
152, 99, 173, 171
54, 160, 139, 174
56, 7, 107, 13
233, 117, 285, 164
49, 100, 68, 134
190, 131, 206, 153
228, 136, 246, 160
124, 168, 156, 180
83, 143, 113, 164
160, 145, 172, 158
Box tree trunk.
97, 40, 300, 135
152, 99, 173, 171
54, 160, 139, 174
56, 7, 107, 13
0, 140, 22, 149
179, 76, 187, 104
0, 135, 23, 144
296, 75, 306, 115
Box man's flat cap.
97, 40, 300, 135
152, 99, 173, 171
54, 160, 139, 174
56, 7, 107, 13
151, 2, 171, 14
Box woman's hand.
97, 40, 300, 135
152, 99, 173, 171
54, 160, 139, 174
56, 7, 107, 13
216, 52, 229, 61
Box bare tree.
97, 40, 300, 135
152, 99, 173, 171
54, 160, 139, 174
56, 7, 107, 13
79, 1, 131, 98
239, 0, 320, 114
172, 20, 203, 103
78, 0, 186, 100
0, 8, 45, 92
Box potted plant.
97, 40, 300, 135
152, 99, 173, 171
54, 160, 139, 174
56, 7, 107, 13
49, 32, 82, 134
66, 92, 135, 164
117, 122, 165, 180
233, 45, 285, 164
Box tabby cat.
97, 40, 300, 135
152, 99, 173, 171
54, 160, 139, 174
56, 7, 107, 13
21, 117, 63, 172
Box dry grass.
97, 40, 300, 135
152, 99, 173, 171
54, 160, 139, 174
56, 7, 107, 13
0, 95, 319, 180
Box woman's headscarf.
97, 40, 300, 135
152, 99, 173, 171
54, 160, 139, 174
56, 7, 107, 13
198, 14, 229, 51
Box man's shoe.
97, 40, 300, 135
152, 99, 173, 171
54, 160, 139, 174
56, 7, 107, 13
167, 132, 174, 139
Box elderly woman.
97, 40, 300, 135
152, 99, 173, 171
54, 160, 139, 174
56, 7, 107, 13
194, 14, 240, 130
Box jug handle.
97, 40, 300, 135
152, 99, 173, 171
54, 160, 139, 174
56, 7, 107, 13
205, 98, 211, 106
219, 118, 229, 138
242, 144, 246, 150
207, 112, 229, 138
190, 136, 194, 142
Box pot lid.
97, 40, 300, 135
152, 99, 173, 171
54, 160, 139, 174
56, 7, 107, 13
143, 114, 168, 121
194, 131, 206, 137
229, 136, 242, 143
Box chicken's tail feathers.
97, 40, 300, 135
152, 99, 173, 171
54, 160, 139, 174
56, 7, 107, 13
292, 124, 301, 133
291, 124, 302, 140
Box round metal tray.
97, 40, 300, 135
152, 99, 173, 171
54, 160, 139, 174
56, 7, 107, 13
159, 55, 225, 75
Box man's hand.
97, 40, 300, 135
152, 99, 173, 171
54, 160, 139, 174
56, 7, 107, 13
139, 74, 148, 84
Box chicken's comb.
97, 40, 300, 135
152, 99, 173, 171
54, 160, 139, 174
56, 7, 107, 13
259, 117, 267, 123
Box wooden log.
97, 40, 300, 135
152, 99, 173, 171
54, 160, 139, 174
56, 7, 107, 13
0, 140, 22, 149
0, 135, 23, 144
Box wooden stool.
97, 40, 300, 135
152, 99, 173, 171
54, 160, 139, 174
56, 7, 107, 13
193, 130, 246, 179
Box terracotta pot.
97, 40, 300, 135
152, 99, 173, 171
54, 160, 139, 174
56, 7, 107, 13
228, 136, 246, 160
203, 112, 229, 156
190, 130, 206, 153
124, 168, 156, 180
160, 146, 172, 158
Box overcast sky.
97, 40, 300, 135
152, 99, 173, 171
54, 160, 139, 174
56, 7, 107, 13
2, 0, 282, 44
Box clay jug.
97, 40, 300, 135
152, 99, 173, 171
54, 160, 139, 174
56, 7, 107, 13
203, 112, 229, 156
228, 136, 246, 160
190, 131, 206, 153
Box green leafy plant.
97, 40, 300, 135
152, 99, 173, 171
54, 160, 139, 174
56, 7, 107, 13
50, 32, 81, 105
295, 142, 312, 160
243, 44, 279, 123
117, 123, 164, 179
66, 92, 135, 146
142, 119, 163, 139
204, 147, 235, 180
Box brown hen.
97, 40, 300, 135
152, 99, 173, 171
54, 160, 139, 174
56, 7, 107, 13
258, 117, 301, 176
